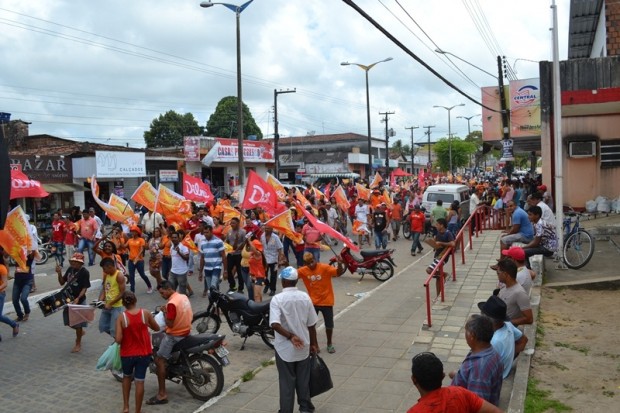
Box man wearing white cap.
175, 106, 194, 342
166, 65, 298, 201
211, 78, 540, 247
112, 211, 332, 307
270, 266, 319, 413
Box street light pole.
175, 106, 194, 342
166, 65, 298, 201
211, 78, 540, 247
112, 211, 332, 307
201, 0, 254, 186
341, 57, 393, 180
456, 115, 476, 136
274, 88, 296, 179
405, 126, 419, 174
433, 104, 464, 174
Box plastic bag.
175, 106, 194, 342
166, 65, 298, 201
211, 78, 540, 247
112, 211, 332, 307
597, 197, 610, 213
96, 343, 122, 371
309, 353, 333, 397
612, 197, 620, 213
585, 200, 597, 213
154, 311, 166, 329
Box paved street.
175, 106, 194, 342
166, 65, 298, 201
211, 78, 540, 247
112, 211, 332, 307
1, 236, 429, 413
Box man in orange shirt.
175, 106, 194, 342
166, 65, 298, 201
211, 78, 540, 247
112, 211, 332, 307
298, 252, 345, 353
409, 205, 426, 256
77, 209, 99, 266
390, 199, 403, 241
126, 226, 152, 294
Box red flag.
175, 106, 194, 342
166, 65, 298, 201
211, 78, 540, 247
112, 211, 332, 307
10, 169, 49, 200
418, 170, 426, 189
182, 173, 214, 204
297, 201, 360, 252
323, 182, 331, 199
241, 170, 286, 216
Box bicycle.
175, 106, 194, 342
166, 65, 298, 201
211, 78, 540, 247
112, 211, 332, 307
562, 210, 595, 269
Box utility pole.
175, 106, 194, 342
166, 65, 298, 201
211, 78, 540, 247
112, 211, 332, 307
380, 111, 395, 177
497, 55, 514, 177
422, 125, 436, 172
273, 88, 296, 179
405, 126, 419, 174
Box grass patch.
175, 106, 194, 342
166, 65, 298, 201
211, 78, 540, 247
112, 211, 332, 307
554, 342, 589, 355
261, 359, 275, 368
525, 378, 572, 413
539, 360, 569, 371
241, 370, 255, 382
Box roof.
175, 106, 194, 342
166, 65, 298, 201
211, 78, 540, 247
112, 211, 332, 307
277, 132, 385, 145
568, 0, 604, 59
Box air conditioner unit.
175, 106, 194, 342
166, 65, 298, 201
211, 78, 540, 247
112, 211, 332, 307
568, 141, 596, 158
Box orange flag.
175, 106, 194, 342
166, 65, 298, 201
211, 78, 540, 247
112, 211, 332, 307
0, 229, 27, 270
264, 209, 303, 244
356, 183, 371, 200
222, 205, 242, 224
181, 234, 200, 253
1, 206, 31, 270
266, 172, 287, 202
294, 188, 317, 216
109, 194, 134, 219
131, 181, 158, 212
90, 176, 131, 223
332, 186, 350, 212
370, 172, 383, 189
382, 189, 393, 208
311, 186, 324, 200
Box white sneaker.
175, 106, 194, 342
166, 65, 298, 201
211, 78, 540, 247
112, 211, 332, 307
146, 287, 153, 294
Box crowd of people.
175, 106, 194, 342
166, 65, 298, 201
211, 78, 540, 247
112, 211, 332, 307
0, 170, 558, 412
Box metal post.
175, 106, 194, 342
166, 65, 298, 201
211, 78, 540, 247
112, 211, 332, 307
273, 88, 296, 179
380, 111, 395, 177
423, 125, 435, 172
235, 9, 244, 186
405, 126, 419, 174
365, 70, 372, 179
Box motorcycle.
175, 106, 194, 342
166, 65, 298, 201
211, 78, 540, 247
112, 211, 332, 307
192, 288, 275, 351
329, 246, 396, 282
101, 303, 229, 401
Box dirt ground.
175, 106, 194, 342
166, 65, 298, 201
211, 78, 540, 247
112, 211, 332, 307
530, 284, 620, 412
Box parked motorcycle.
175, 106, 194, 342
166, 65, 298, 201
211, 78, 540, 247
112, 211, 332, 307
329, 246, 396, 282
192, 288, 275, 350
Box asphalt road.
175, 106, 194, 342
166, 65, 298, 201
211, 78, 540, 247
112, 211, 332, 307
0, 237, 429, 413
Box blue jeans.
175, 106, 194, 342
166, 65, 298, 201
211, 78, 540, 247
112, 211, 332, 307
0, 291, 18, 328
411, 231, 423, 253
78, 238, 96, 265
99, 306, 123, 338
374, 231, 388, 249
170, 271, 188, 295
282, 237, 292, 262
52, 241, 65, 266
203, 267, 221, 292
12, 278, 33, 319
240, 267, 254, 301
161, 256, 172, 280
127, 260, 152, 293
304, 247, 320, 263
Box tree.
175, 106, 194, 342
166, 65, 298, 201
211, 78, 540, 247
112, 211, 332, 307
432, 137, 477, 172
205, 96, 263, 140
144, 110, 202, 148
390, 139, 411, 157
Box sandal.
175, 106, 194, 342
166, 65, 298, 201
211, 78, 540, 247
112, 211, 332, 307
12, 324, 19, 337
146, 396, 168, 405
22, 314, 29, 322
327, 344, 336, 354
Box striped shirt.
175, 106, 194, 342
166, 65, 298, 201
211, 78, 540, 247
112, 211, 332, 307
451, 346, 503, 405
199, 236, 225, 271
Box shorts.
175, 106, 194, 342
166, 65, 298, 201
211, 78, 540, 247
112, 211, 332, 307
121, 355, 151, 381
427, 255, 450, 277
314, 306, 334, 329
501, 233, 533, 246
63, 306, 88, 329
253, 277, 266, 286
157, 333, 186, 359
99, 306, 123, 338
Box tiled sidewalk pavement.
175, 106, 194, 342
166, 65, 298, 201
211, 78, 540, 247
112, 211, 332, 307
195, 230, 511, 413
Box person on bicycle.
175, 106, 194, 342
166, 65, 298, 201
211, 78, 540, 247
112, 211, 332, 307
522, 205, 558, 269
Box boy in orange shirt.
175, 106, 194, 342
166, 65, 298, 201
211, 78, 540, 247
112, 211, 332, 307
297, 252, 345, 353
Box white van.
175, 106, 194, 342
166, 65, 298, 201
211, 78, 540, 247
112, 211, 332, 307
421, 184, 471, 218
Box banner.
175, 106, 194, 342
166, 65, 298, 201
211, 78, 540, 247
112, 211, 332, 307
241, 170, 286, 216
1, 206, 32, 269
509, 78, 541, 138
95, 151, 146, 178
332, 186, 350, 212
266, 172, 288, 202
356, 183, 371, 200
131, 181, 158, 212
108, 194, 135, 220
10, 169, 49, 200
182, 173, 214, 204
90, 176, 133, 223
481, 85, 508, 142
203, 138, 274, 164
369, 172, 383, 189
298, 201, 359, 252
184, 136, 201, 162
264, 209, 303, 244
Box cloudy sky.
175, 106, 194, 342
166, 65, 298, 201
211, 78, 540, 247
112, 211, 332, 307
0, 0, 570, 148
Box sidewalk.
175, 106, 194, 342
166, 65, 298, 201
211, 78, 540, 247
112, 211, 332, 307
196, 229, 516, 413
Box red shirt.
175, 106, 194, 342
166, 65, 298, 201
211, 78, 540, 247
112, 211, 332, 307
407, 386, 484, 413
409, 211, 426, 233
120, 309, 152, 357
64, 222, 77, 246
51, 220, 66, 242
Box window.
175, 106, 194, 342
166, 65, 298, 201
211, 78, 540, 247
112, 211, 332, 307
600, 139, 620, 169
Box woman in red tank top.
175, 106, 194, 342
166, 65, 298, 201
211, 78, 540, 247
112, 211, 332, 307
115, 291, 160, 413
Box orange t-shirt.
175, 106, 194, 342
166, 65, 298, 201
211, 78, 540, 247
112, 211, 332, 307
161, 235, 171, 257
128, 237, 146, 261
249, 253, 265, 278
0, 264, 8, 293
298, 263, 338, 306
391, 203, 403, 220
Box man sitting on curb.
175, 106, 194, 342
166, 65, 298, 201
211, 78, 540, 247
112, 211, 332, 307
478, 295, 528, 379
449, 315, 503, 406
500, 246, 534, 296
407, 352, 502, 413
499, 200, 534, 258
495, 260, 533, 327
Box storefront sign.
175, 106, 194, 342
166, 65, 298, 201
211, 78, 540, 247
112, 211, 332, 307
208, 138, 274, 163
95, 151, 146, 178
509, 78, 541, 138
159, 169, 179, 182
184, 136, 201, 161
9, 155, 73, 183
500, 139, 515, 162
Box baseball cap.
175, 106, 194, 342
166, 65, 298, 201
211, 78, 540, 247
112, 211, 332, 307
501, 246, 526, 261
538, 184, 547, 191
279, 266, 298, 281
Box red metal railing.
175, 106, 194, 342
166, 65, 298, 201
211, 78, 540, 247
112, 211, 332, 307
423, 204, 500, 327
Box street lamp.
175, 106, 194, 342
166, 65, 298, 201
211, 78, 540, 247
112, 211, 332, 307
341, 57, 393, 179
456, 115, 479, 136
433, 104, 465, 174
200, 0, 254, 186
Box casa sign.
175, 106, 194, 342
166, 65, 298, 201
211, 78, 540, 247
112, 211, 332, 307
9, 155, 73, 183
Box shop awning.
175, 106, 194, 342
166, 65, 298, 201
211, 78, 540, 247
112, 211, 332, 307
42, 183, 87, 193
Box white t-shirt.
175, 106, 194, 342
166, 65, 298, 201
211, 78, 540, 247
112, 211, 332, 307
171, 243, 190, 274
354, 204, 370, 223
469, 193, 480, 214
537, 201, 556, 227
326, 207, 339, 226
270, 287, 318, 362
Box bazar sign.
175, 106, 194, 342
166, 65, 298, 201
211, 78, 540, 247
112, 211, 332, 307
9, 155, 72, 183
213, 138, 274, 163
95, 151, 146, 178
